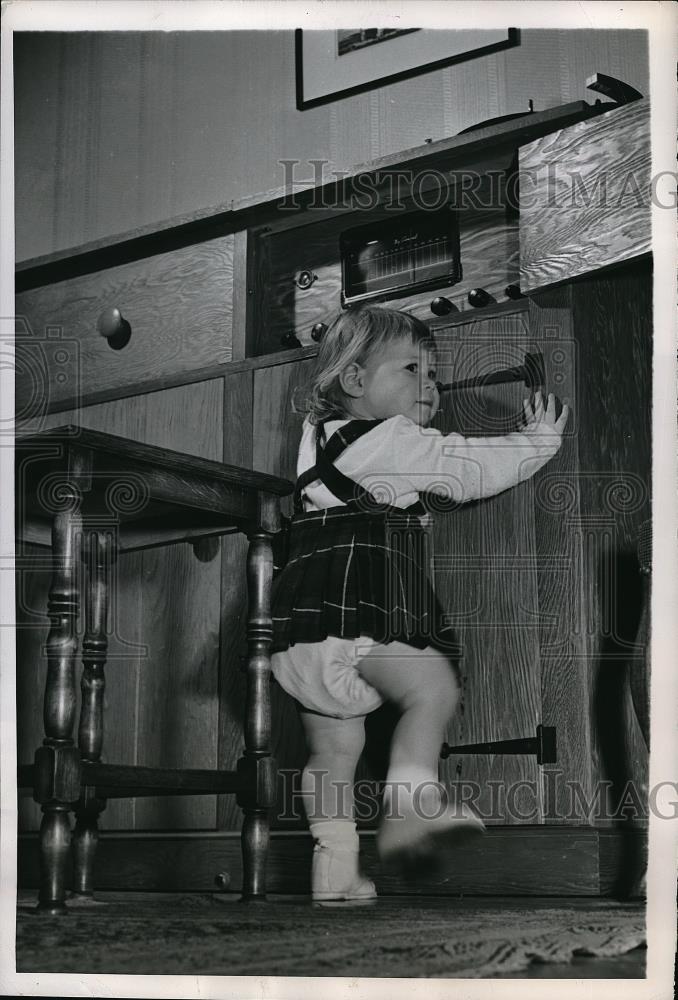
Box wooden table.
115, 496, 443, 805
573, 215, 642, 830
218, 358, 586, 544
16, 426, 293, 913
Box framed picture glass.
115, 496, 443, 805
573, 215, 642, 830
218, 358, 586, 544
296, 28, 518, 110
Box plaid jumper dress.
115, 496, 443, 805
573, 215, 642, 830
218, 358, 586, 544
271, 419, 460, 657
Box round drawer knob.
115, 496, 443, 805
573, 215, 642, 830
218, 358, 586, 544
430, 297, 457, 316
505, 283, 525, 300
467, 288, 494, 308
280, 331, 302, 349
97, 307, 132, 351
311, 323, 327, 342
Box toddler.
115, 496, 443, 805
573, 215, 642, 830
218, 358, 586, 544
270, 306, 569, 901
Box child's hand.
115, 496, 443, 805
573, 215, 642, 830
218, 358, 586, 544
521, 391, 570, 436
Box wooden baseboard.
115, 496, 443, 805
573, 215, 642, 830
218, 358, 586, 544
17, 825, 647, 897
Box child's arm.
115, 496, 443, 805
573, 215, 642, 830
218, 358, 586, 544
349, 392, 570, 503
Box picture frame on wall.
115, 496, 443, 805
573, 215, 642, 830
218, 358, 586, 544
295, 28, 519, 110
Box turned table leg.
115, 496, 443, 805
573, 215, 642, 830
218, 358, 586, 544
72, 529, 113, 897
238, 529, 276, 901
35, 498, 83, 914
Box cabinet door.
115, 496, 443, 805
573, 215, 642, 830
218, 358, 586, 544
434, 288, 651, 826
432, 304, 546, 824
16, 379, 224, 831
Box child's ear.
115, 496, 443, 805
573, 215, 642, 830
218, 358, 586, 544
339, 363, 365, 398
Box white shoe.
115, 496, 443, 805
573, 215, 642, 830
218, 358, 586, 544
377, 800, 485, 874
311, 843, 377, 902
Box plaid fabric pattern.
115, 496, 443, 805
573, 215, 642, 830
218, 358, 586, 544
271, 505, 460, 656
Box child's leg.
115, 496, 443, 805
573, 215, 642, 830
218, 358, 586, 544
299, 710, 365, 822
355, 641, 484, 866
299, 710, 376, 900
357, 641, 457, 796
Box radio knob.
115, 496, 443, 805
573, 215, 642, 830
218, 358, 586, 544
430, 297, 457, 316
295, 270, 318, 290
468, 288, 493, 308
280, 331, 302, 349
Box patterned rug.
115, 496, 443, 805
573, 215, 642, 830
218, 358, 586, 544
16, 894, 646, 979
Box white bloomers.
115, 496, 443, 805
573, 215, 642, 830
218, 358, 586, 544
271, 636, 385, 719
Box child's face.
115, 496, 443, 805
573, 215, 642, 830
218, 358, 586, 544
349, 338, 439, 426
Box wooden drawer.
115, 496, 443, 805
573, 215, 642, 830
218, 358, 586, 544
519, 100, 650, 291
15, 234, 234, 410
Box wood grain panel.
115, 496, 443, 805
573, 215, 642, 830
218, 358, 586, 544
17, 380, 225, 831
433, 310, 542, 823
528, 289, 595, 821
252, 358, 316, 510
18, 825, 607, 896
247, 224, 272, 358
571, 263, 652, 814
437, 479, 543, 825
15, 235, 234, 406
519, 100, 650, 291
230, 230, 249, 361
598, 825, 649, 898
259, 206, 519, 354
217, 369, 253, 830
252, 358, 317, 829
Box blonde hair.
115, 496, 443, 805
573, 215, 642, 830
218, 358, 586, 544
297, 306, 433, 425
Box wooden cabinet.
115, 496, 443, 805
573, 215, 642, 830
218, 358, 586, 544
15, 99, 653, 889
244, 284, 651, 829
434, 275, 650, 823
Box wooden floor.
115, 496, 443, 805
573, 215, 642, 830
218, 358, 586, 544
16, 891, 647, 979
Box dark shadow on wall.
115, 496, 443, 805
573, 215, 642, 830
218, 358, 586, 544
593, 544, 649, 899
